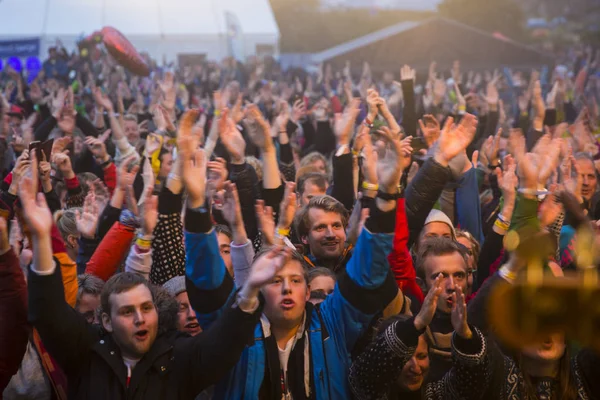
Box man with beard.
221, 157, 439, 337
293, 194, 351, 274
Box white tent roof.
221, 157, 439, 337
0, 0, 279, 37
0, 0, 279, 61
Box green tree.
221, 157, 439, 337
438, 0, 526, 41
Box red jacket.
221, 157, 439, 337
387, 198, 425, 304
0, 248, 28, 393
86, 222, 135, 282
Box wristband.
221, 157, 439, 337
276, 227, 290, 237
488, 163, 500, 170
377, 190, 400, 201
494, 218, 510, 232
458, 104, 466, 113
361, 181, 379, 191
136, 237, 153, 249
168, 173, 181, 181
498, 265, 517, 283
99, 156, 112, 169
497, 213, 509, 225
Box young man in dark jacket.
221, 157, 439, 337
19, 154, 268, 400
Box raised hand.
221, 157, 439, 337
9, 150, 31, 195
117, 155, 140, 191
159, 71, 176, 110
376, 126, 412, 193
76, 190, 100, 239
52, 136, 72, 155
243, 245, 293, 291
207, 157, 228, 197
52, 152, 75, 179
219, 110, 246, 164
182, 148, 206, 209
144, 133, 163, 157
51, 88, 66, 118
93, 87, 113, 112
496, 156, 517, 200
346, 197, 369, 245
507, 128, 526, 163
221, 181, 243, 228
418, 115, 441, 148
434, 114, 478, 166
451, 286, 472, 339
482, 128, 502, 167
18, 152, 53, 238
334, 98, 360, 146
177, 109, 200, 160
275, 100, 290, 133
84, 136, 109, 163
414, 274, 443, 330
140, 188, 158, 236
291, 98, 306, 123
400, 64, 415, 82
366, 89, 379, 120
518, 153, 540, 192
244, 104, 274, 153
277, 182, 297, 231
255, 200, 275, 246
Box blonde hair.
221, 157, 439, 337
54, 208, 81, 244
300, 152, 331, 177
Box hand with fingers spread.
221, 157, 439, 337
414, 274, 443, 330
419, 115, 441, 148
507, 128, 526, 163
159, 71, 176, 111
433, 114, 478, 167
334, 98, 360, 147
255, 200, 275, 246
51, 88, 67, 119
76, 191, 100, 239
400, 64, 415, 82
451, 286, 472, 339
240, 246, 294, 303
277, 182, 297, 234
18, 152, 53, 238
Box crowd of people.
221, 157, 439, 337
0, 40, 599, 400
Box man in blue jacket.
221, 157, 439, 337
180, 124, 405, 399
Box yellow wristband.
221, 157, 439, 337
362, 181, 379, 191
136, 237, 152, 249
458, 104, 466, 112
276, 227, 290, 237
498, 265, 517, 282
494, 218, 510, 232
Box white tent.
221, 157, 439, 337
0, 0, 280, 64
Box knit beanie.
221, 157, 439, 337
163, 275, 186, 298
424, 209, 456, 240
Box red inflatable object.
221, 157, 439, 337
101, 26, 150, 77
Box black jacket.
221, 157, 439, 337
404, 157, 451, 247
28, 262, 262, 400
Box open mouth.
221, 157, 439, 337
540, 339, 553, 350
321, 241, 339, 249
281, 299, 295, 310
134, 330, 149, 341
446, 298, 454, 308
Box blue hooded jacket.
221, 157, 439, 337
184, 210, 397, 399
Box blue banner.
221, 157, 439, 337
0, 38, 40, 58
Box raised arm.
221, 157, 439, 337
20, 153, 94, 373
320, 128, 407, 351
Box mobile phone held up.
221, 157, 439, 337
28, 139, 54, 162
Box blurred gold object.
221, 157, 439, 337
489, 226, 600, 352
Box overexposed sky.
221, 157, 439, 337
320, 0, 442, 11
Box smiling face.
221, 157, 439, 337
261, 260, 310, 330
397, 335, 429, 392
303, 208, 346, 261
101, 284, 158, 359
